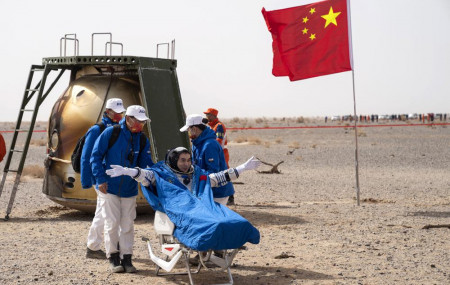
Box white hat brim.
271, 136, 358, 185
111, 106, 126, 113
180, 125, 189, 132
133, 114, 149, 121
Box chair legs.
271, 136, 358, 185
144, 236, 237, 285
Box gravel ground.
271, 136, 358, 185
1, 120, 450, 284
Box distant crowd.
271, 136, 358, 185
325, 113, 448, 123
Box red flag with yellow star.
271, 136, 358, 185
262, 0, 352, 81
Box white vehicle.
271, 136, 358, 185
331, 115, 341, 121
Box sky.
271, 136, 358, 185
0, 0, 449, 122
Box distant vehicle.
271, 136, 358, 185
408, 113, 418, 119
331, 115, 341, 121
378, 115, 390, 120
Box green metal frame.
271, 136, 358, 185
0, 55, 189, 220
0, 65, 65, 220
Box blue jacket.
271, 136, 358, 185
191, 127, 234, 198
141, 162, 260, 250
90, 119, 154, 197
80, 114, 116, 189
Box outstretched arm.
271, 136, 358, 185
106, 165, 155, 187
209, 156, 261, 187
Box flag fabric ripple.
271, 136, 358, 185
262, 0, 352, 81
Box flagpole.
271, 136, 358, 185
346, 0, 360, 205
351, 70, 360, 206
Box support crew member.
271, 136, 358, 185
180, 114, 233, 206
91, 105, 154, 273
81, 98, 126, 259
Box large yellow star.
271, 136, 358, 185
321, 7, 341, 28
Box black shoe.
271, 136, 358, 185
109, 252, 124, 273
227, 195, 235, 206
121, 254, 137, 273
86, 248, 106, 259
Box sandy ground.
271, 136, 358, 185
1, 120, 450, 285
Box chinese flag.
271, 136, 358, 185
262, 0, 352, 81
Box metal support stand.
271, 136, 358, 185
0, 65, 65, 220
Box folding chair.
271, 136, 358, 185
142, 211, 239, 285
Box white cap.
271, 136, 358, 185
180, 114, 204, 132
126, 105, 150, 121
105, 98, 126, 113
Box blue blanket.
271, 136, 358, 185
141, 162, 260, 251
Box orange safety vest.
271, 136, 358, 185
208, 118, 229, 167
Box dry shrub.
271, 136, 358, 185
30, 138, 47, 146
295, 156, 302, 161
275, 138, 283, 144
263, 141, 271, 148
288, 141, 300, 149
233, 136, 262, 145
1, 122, 14, 130
311, 144, 317, 149
358, 129, 367, 137
247, 136, 262, 145
22, 164, 45, 179
296, 117, 305, 124
255, 118, 264, 124
234, 136, 247, 143
230, 117, 249, 128
34, 121, 47, 129
231, 117, 241, 124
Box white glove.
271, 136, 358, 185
136, 169, 155, 185
106, 165, 138, 178
236, 156, 262, 174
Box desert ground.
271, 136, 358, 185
1, 118, 450, 285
